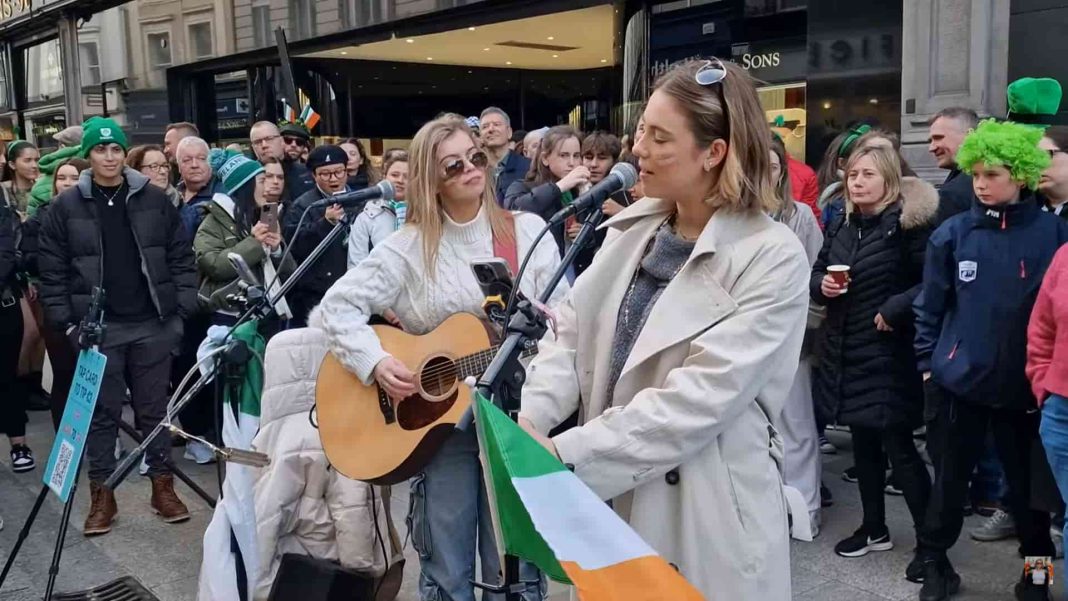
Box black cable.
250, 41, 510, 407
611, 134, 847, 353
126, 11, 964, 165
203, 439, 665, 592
370, 484, 389, 600
503, 218, 555, 322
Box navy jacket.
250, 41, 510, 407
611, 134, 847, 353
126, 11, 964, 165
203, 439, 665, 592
494, 151, 531, 207
935, 168, 975, 226
914, 195, 1068, 407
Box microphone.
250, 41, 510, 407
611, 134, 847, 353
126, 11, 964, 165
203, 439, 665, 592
309, 180, 394, 210
549, 162, 637, 225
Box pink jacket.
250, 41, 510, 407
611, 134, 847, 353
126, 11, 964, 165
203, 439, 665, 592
1027, 244, 1068, 405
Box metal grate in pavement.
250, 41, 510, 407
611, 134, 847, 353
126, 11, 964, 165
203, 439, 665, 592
52, 576, 159, 601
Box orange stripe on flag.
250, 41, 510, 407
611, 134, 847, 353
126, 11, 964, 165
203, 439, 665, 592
560, 558, 705, 600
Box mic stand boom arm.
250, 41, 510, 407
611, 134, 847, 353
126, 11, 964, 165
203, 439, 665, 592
468, 205, 606, 601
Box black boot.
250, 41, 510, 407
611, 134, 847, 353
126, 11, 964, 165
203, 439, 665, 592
919, 559, 960, 601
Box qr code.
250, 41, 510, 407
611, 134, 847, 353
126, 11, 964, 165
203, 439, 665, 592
50, 441, 75, 492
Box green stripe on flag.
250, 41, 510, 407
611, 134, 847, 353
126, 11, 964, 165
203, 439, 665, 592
475, 393, 571, 584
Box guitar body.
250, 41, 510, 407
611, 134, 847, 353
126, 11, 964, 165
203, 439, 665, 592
316, 313, 492, 485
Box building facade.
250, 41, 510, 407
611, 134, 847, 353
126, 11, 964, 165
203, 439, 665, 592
0, 0, 1062, 180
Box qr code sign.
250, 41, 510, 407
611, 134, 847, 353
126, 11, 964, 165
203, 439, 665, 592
49, 440, 75, 493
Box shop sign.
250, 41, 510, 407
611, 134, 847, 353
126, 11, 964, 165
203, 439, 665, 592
0, 0, 29, 21
731, 41, 807, 83
807, 29, 899, 77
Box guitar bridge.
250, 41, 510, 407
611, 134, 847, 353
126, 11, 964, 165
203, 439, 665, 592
378, 388, 396, 424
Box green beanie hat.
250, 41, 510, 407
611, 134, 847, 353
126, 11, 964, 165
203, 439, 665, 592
1007, 77, 1063, 125
80, 116, 128, 158
209, 149, 264, 196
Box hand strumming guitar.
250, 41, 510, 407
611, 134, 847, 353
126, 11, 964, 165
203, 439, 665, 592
373, 356, 417, 402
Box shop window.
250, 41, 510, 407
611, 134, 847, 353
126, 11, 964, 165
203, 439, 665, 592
252, 4, 271, 48
289, 0, 316, 40
188, 21, 214, 60
24, 39, 64, 104
79, 42, 101, 85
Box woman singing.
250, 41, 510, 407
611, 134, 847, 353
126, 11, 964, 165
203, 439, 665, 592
517, 58, 810, 599
316, 114, 565, 601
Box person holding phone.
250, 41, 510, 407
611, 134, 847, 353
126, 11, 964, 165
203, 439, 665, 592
195, 150, 294, 323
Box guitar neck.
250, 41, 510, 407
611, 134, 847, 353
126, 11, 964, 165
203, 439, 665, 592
456, 344, 537, 380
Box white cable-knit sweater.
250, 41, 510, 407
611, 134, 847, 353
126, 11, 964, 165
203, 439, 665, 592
315, 205, 568, 385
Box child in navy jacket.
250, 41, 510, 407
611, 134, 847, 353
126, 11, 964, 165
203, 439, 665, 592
913, 119, 1068, 600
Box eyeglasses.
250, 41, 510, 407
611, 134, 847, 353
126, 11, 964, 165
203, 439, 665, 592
441, 150, 489, 180
141, 162, 170, 173
316, 168, 347, 180
251, 134, 280, 146
283, 136, 305, 146
694, 57, 728, 86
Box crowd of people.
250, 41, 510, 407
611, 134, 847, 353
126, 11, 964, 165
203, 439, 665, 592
1, 58, 1068, 601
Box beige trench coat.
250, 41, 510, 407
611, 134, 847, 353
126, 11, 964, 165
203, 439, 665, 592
519, 197, 809, 600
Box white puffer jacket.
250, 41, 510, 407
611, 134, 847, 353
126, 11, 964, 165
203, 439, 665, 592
252, 327, 394, 600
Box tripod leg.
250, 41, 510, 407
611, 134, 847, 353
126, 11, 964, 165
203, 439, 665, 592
0, 485, 49, 587
43, 477, 79, 601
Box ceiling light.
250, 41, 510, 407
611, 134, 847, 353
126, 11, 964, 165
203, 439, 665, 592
552, 54, 558, 58
505, 61, 512, 65
547, 36, 554, 40
869, 98, 879, 104
468, 26, 476, 31
600, 59, 608, 63
339, 50, 347, 55
405, 38, 414, 44
426, 57, 433, 61
822, 101, 832, 109
483, 47, 490, 51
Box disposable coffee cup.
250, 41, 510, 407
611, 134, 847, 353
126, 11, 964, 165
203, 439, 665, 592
828, 265, 850, 291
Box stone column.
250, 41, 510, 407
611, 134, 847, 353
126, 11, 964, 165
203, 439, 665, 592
56, 12, 82, 125
899, 0, 1011, 182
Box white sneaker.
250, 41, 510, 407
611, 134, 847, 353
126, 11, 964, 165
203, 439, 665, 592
114, 438, 125, 461
139, 455, 149, 476
183, 440, 216, 465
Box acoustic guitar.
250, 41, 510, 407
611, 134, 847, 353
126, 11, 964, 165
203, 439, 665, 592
316, 312, 534, 485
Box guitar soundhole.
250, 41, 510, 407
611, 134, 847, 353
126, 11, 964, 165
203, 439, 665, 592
420, 355, 458, 398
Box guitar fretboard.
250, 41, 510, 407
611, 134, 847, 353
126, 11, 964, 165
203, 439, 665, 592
455, 344, 538, 380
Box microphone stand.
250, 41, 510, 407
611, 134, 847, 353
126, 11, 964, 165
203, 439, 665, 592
469, 205, 607, 601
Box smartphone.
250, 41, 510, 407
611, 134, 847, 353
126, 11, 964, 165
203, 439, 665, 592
471, 258, 515, 326
259, 202, 279, 234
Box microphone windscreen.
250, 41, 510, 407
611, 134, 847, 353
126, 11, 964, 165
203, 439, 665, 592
610, 162, 638, 189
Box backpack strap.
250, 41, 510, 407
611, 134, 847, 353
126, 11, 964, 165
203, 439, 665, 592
492, 210, 519, 276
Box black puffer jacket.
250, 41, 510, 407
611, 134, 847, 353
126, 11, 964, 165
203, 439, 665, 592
811, 177, 939, 429
282, 185, 351, 322
37, 168, 197, 331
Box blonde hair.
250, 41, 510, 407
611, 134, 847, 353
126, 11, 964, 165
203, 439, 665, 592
844, 145, 901, 217
407, 114, 515, 275
652, 59, 777, 213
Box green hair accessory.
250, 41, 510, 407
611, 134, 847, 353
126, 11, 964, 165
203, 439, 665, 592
837, 124, 871, 158
955, 118, 1051, 190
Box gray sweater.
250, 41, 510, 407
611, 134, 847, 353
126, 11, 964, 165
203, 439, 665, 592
605, 222, 695, 407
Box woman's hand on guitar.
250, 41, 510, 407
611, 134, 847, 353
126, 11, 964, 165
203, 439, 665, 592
373, 356, 417, 402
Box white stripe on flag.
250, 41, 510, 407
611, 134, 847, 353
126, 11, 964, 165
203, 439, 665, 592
511, 470, 656, 571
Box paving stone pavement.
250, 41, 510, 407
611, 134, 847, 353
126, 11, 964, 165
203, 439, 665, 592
0, 412, 1054, 600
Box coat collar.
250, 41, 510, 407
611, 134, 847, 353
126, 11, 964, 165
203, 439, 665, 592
77, 166, 150, 200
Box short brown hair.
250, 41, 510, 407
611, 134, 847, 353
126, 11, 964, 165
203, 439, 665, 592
125, 144, 165, 171
526, 125, 582, 185
383, 150, 408, 175
1044, 126, 1068, 152
581, 131, 622, 160
165, 121, 199, 136
652, 59, 777, 214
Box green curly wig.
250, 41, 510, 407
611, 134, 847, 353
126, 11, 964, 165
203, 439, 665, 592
955, 118, 1051, 189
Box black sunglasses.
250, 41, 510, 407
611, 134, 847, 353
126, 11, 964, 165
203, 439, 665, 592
283, 136, 305, 146
442, 150, 489, 180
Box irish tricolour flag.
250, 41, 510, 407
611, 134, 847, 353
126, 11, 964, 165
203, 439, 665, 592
474, 393, 704, 600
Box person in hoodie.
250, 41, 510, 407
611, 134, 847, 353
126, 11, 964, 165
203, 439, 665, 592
812, 144, 937, 573
914, 118, 1067, 601
26, 125, 82, 217
37, 117, 197, 536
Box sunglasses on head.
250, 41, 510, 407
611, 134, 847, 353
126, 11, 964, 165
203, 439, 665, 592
442, 150, 489, 180
694, 57, 728, 86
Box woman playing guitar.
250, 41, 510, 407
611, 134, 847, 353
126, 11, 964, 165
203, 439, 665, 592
516, 59, 811, 599
314, 114, 564, 601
